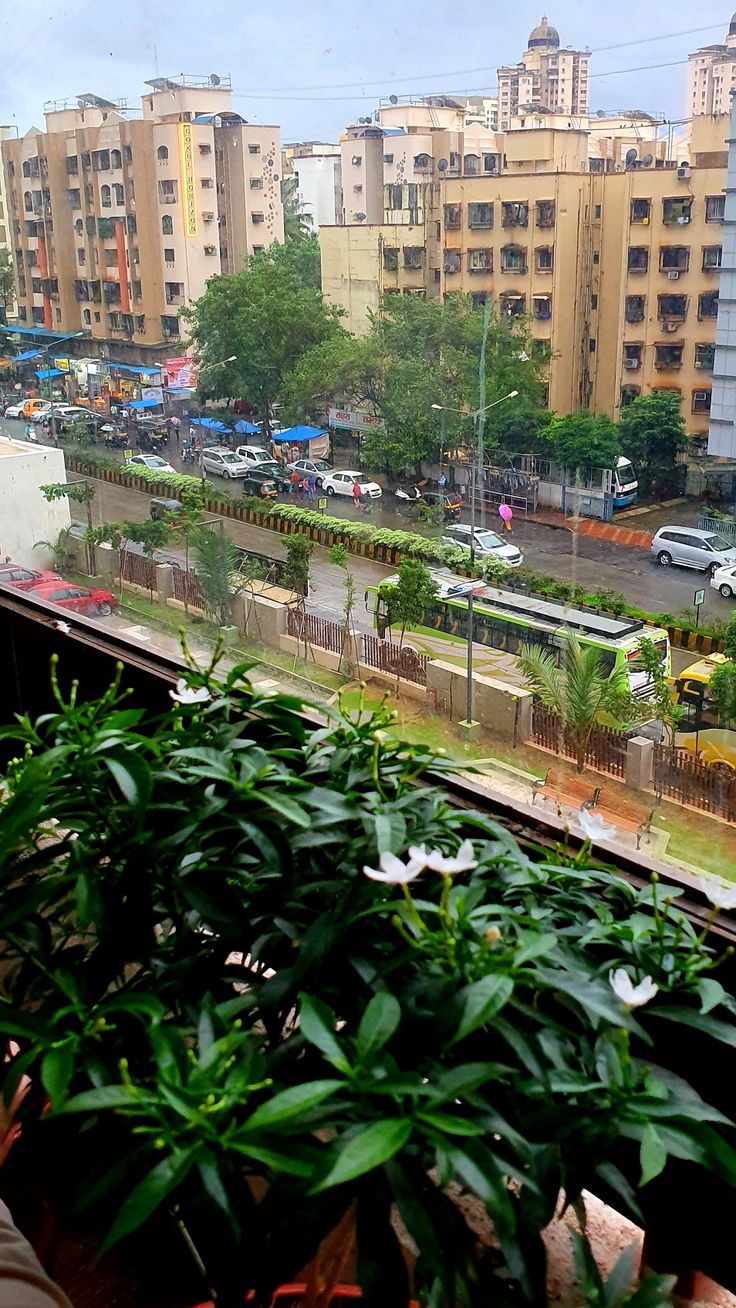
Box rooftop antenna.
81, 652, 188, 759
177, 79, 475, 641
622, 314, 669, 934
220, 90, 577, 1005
641, 152, 654, 168
437, 158, 448, 171
389, 94, 398, 105
209, 73, 221, 86
624, 146, 638, 168
596, 108, 605, 118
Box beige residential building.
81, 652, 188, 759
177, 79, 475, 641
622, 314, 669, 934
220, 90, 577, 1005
687, 16, 736, 117
320, 115, 728, 439
497, 17, 589, 132
1, 77, 283, 362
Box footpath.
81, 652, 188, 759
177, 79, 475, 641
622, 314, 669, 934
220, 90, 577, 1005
528, 497, 695, 550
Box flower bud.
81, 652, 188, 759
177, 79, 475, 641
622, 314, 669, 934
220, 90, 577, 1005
485, 926, 501, 944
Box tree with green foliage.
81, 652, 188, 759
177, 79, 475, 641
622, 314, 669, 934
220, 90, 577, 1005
284, 533, 313, 600
330, 543, 357, 674
380, 559, 438, 656
723, 614, 736, 663
618, 391, 689, 499
519, 631, 630, 773
281, 174, 314, 243
0, 247, 14, 325
539, 411, 620, 479
40, 478, 96, 572
709, 662, 736, 728
634, 636, 684, 746
186, 240, 341, 429
191, 525, 236, 627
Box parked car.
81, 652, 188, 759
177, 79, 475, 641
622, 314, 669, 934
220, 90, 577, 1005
243, 470, 279, 498
321, 470, 382, 499
234, 445, 274, 466
245, 460, 290, 492
286, 457, 332, 487
421, 489, 463, 521
710, 563, 736, 598
0, 564, 61, 591
441, 523, 523, 567
37, 405, 93, 426
29, 582, 117, 617
650, 526, 736, 576
129, 454, 176, 474
4, 400, 27, 418
150, 496, 183, 522
201, 448, 251, 478
22, 398, 50, 419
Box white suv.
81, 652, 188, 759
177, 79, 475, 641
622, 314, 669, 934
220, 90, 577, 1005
201, 448, 251, 478
235, 445, 273, 465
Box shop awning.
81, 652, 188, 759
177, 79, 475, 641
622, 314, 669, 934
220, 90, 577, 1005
15, 349, 43, 362
128, 397, 162, 410
271, 425, 327, 444
190, 416, 230, 431
0, 325, 83, 340
234, 419, 260, 435
35, 368, 64, 379
107, 361, 162, 376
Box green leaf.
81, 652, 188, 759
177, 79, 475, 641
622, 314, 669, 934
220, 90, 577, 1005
41, 1043, 75, 1107
243, 1080, 343, 1132
356, 992, 401, 1059
258, 791, 311, 827
450, 975, 514, 1045
103, 1150, 198, 1248
103, 752, 152, 813
603, 1240, 642, 1308
310, 1118, 412, 1193
228, 1138, 320, 1178
298, 994, 351, 1072
416, 1111, 484, 1137
639, 1124, 667, 1186
697, 978, 726, 1016
55, 1085, 150, 1114
514, 931, 558, 966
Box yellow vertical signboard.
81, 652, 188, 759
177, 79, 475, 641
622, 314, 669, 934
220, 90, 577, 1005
179, 122, 197, 237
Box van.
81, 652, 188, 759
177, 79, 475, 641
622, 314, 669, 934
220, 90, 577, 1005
650, 525, 736, 575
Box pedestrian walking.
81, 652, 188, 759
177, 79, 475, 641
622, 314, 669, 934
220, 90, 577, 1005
290, 469, 301, 497
306, 474, 316, 501
438, 470, 447, 491
352, 478, 362, 508
499, 503, 513, 534
170, 414, 181, 447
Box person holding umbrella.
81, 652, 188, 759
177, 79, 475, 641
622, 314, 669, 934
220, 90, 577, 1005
498, 503, 513, 534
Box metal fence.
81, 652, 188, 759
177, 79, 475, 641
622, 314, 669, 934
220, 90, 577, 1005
362, 634, 428, 686
531, 702, 627, 778
286, 608, 343, 654
653, 743, 736, 823
171, 567, 203, 609
698, 515, 736, 543
120, 551, 157, 591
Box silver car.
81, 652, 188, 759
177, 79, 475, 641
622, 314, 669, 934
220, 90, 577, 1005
441, 524, 523, 567
650, 525, 736, 575
201, 448, 251, 479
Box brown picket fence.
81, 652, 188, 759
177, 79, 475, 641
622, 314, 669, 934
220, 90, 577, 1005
653, 743, 736, 823
531, 702, 627, 778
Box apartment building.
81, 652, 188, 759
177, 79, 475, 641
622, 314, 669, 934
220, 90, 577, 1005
0, 77, 283, 362
282, 142, 343, 228
687, 15, 736, 117
320, 114, 728, 437
497, 17, 589, 132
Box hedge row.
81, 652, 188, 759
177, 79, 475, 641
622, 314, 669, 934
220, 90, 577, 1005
67, 452, 728, 652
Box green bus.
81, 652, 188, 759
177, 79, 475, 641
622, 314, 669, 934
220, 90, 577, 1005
365, 570, 671, 696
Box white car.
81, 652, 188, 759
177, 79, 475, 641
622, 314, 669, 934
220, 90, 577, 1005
441, 524, 523, 567
286, 457, 332, 487
129, 454, 176, 474
201, 447, 251, 478
234, 445, 273, 465
322, 470, 382, 499
710, 563, 736, 599
32, 403, 89, 423
4, 401, 26, 418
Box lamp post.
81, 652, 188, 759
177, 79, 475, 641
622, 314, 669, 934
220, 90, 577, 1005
32, 332, 86, 443
431, 389, 519, 737
194, 355, 237, 485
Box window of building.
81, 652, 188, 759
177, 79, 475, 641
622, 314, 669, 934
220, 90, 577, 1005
413, 153, 432, 170
464, 154, 480, 175
470, 292, 488, 309
449, 151, 460, 172
663, 196, 692, 225
500, 244, 527, 273
161, 314, 180, 336
623, 343, 642, 369
705, 194, 725, 222
104, 248, 117, 267
383, 153, 394, 164
630, 198, 651, 223
536, 200, 555, 228
383, 247, 399, 272
127, 179, 135, 202
165, 282, 184, 302
499, 293, 526, 317
655, 343, 684, 369
403, 246, 424, 270
110, 148, 122, 169
126, 213, 137, 236
248, 144, 261, 154
66, 188, 81, 210
468, 202, 493, 229
593, 251, 600, 264
695, 342, 715, 370
111, 183, 123, 205
444, 203, 462, 230
251, 213, 264, 224
84, 183, 94, 205
92, 149, 110, 172
502, 201, 529, 228
386, 183, 403, 210
589, 337, 597, 352
23, 191, 32, 213
100, 184, 111, 208
699, 290, 719, 318
157, 145, 169, 162
80, 151, 91, 171
628, 246, 648, 273
94, 311, 100, 322
21, 158, 39, 178
482, 153, 498, 174
467, 248, 492, 273
158, 179, 178, 204
659, 246, 690, 272
625, 295, 645, 324
31, 277, 42, 294
76, 247, 85, 265
66, 156, 79, 176
164, 248, 175, 264
589, 158, 605, 173
657, 293, 688, 320
198, 142, 212, 155
620, 384, 641, 406
31, 306, 44, 325
74, 218, 83, 235
591, 293, 598, 309
702, 245, 722, 270
122, 145, 132, 164
443, 249, 461, 274
248, 178, 263, 189
16, 306, 26, 321
594, 204, 602, 219
161, 214, 174, 236
692, 388, 712, 414
82, 308, 91, 324
135, 314, 145, 331
535, 245, 554, 272
533, 294, 552, 320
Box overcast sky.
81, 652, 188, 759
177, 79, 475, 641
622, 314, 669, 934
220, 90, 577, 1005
1, 2, 733, 141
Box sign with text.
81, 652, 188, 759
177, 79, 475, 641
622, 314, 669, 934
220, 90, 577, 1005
179, 121, 197, 237
694, 588, 705, 608
163, 356, 196, 389
328, 407, 385, 432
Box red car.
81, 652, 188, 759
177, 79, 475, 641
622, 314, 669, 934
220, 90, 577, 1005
29, 582, 117, 617
0, 565, 61, 591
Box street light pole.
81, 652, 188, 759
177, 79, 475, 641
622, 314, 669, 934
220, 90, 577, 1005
35, 331, 85, 443
194, 355, 237, 486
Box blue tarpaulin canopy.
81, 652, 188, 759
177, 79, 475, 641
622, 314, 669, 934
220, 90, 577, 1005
15, 349, 43, 362
0, 325, 83, 340
35, 368, 64, 379
107, 362, 162, 376
191, 416, 230, 431
233, 419, 260, 435
271, 425, 327, 444
128, 397, 161, 410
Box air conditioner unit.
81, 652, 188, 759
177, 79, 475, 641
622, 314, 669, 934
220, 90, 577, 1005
666, 270, 680, 280
677, 165, 691, 180
623, 357, 638, 369
162, 328, 171, 336
203, 244, 216, 255
660, 319, 678, 332
694, 359, 704, 368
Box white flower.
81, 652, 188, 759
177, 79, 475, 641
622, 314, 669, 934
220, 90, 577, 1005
52, 620, 71, 634
609, 968, 659, 1009
693, 875, 736, 911
363, 849, 427, 884
576, 807, 616, 843
169, 678, 211, 706
420, 839, 478, 876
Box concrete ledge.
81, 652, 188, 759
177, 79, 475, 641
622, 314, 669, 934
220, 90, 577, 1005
356, 662, 428, 701
279, 632, 343, 672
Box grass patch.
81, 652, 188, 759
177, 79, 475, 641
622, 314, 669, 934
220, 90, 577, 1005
655, 808, 736, 880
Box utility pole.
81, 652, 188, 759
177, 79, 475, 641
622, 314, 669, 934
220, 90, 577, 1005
461, 298, 491, 738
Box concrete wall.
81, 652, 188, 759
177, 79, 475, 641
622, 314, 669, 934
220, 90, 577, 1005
427, 658, 533, 741
0, 441, 70, 568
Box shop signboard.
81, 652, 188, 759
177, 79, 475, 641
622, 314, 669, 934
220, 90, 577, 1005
328, 407, 384, 432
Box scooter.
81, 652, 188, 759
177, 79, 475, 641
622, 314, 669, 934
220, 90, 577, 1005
395, 484, 422, 504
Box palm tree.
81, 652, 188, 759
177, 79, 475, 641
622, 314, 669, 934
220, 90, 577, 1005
519, 632, 629, 773
281, 174, 313, 242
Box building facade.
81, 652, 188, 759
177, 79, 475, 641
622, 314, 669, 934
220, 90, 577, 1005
497, 17, 589, 132
282, 142, 342, 229
708, 98, 736, 457
687, 15, 736, 117
320, 114, 728, 438
0, 78, 283, 363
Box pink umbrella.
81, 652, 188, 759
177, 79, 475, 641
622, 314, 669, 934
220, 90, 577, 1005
498, 503, 513, 523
